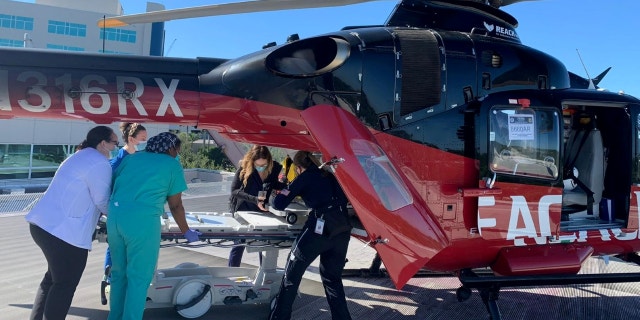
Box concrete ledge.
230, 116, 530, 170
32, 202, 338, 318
183, 169, 235, 183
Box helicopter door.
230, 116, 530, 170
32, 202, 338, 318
300, 104, 448, 289
479, 106, 563, 242
630, 105, 640, 229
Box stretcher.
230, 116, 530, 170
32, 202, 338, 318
98, 210, 308, 319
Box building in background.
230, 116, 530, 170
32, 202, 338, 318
0, 0, 174, 187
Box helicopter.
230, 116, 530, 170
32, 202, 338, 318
2, 0, 640, 319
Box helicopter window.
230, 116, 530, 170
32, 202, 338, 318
351, 139, 413, 211
489, 107, 560, 180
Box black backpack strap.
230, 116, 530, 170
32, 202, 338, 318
571, 177, 595, 215
564, 129, 591, 178
564, 128, 596, 215
284, 157, 292, 175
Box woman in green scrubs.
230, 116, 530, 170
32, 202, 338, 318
106, 132, 200, 320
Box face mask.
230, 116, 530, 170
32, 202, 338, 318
175, 154, 181, 163
255, 165, 266, 173
109, 147, 119, 159
135, 141, 147, 151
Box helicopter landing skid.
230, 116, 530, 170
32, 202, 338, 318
618, 252, 640, 266
457, 267, 640, 320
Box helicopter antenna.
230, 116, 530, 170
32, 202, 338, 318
165, 38, 177, 56
576, 49, 595, 89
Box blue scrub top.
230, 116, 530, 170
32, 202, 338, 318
109, 148, 130, 171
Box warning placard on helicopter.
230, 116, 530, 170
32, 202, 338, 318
508, 114, 535, 140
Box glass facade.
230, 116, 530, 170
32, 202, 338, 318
47, 20, 87, 37
0, 38, 24, 47
46, 44, 85, 51
100, 28, 137, 43
0, 14, 34, 30
99, 49, 131, 54
1, 7, 147, 54
0, 144, 75, 180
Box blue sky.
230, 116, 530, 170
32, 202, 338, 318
117, 0, 640, 97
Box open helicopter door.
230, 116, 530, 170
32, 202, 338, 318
479, 104, 564, 244
300, 104, 448, 289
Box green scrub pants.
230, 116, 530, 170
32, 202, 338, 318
106, 209, 161, 320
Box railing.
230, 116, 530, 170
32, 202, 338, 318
0, 181, 232, 214
0, 192, 42, 213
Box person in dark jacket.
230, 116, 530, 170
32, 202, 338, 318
228, 145, 285, 267
269, 151, 352, 320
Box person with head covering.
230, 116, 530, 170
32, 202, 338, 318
228, 145, 286, 267
106, 132, 200, 320
25, 125, 117, 320
269, 151, 352, 320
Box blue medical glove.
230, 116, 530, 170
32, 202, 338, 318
184, 229, 202, 243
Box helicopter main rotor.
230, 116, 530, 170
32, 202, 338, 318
99, 0, 537, 28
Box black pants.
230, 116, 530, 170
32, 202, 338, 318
29, 224, 88, 320
228, 240, 262, 267
269, 227, 352, 320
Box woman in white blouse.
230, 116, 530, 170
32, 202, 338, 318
25, 125, 117, 320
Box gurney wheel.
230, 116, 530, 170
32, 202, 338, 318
173, 279, 212, 319
286, 212, 297, 225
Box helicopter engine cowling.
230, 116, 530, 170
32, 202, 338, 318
198, 24, 570, 145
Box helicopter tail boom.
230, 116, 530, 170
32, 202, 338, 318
0, 48, 227, 125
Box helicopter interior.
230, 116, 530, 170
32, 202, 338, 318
488, 102, 632, 232
559, 104, 632, 230
561, 112, 604, 216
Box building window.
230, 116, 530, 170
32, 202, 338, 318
31, 145, 67, 178
0, 144, 31, 179
0, 14, 34, 31
100, 28, 137, 43
46, 44, 85, 51
99, 49, 132, 54
0, 38, 24, 47
47, 20, 87, 37
0, 144, 72, 180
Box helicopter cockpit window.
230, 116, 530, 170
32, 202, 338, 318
489, 107, 560, 179
351, 139, 413, 211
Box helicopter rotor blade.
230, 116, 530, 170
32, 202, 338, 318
497, 0, 538, 7
99, 0, 384, 27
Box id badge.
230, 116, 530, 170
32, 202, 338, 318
314, 217, 325, 235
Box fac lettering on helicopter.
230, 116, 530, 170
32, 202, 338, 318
2, 0, 640, 319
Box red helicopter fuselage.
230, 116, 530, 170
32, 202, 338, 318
2, 0, 640, 291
